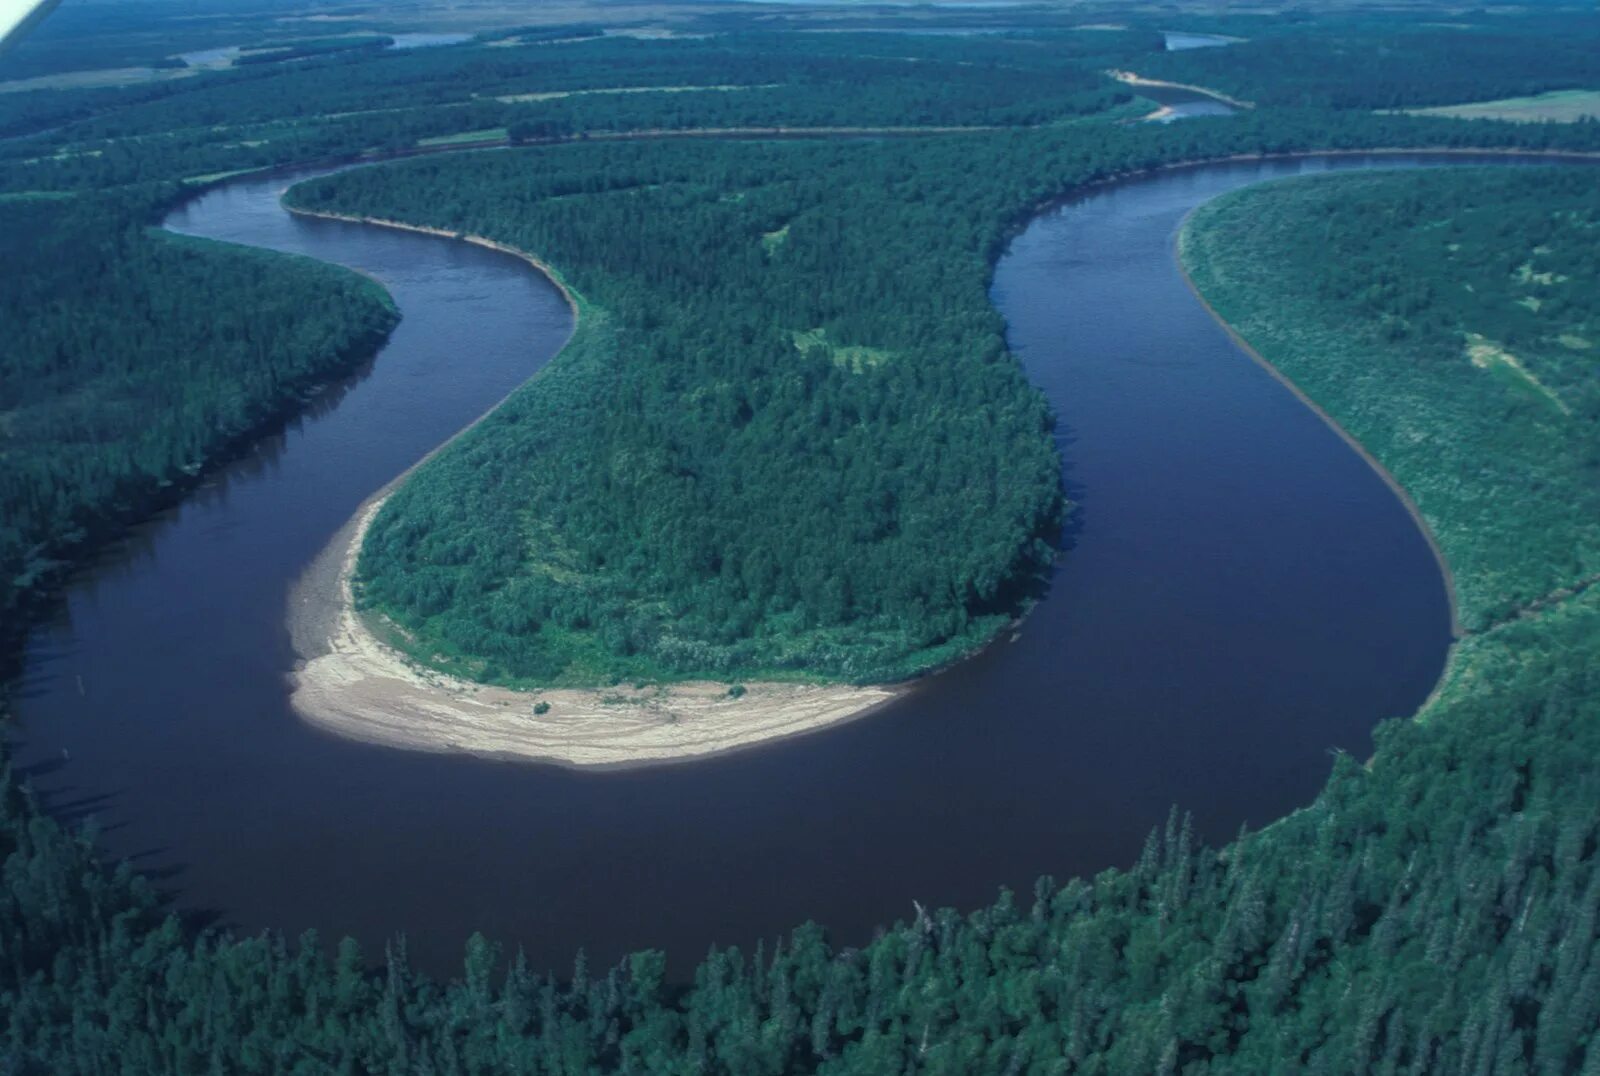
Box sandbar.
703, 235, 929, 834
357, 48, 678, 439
283, 208, 898, 769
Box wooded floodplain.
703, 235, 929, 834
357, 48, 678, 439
289, 141, 1069, 685
1181, 167, 1600, 630
286, 106, 1600, 686
3, 5, 1600, 1071
0, 187, 397, 652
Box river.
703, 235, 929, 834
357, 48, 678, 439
14, 148, 1504, 978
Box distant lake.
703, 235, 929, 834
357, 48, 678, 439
1164, 30, 1239, 50
175, 32, 469, 70
388, 32, 473, 50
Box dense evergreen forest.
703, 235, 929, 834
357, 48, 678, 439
0, 29, 1151, 182
3, 159, 1599, 1071
1180, 167, 1600, 630
3, 6, 1600, 1072
289, 140, 1068, 684
285, 106, 1600, 686
0, 187, 397, 656
1139, 13, 1600, 110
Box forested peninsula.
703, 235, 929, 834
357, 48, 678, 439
286, 141, 1066, 687
4, 7, 1600, 1070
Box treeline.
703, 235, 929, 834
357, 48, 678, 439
0, 187, 397, 655
1137, 14, 1600, 109
0, 29, 1151, 187
1180, 166, 1600, 630
3, 29, 1140, 139
475, 25, 607, 44
233, 35, 396, 67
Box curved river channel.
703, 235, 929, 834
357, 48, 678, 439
20, 148, 1544, 977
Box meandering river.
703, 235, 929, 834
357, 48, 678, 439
20, 147, 1531, 977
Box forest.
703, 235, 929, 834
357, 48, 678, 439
284, 107, 1600, 686
2, 6, 1600, 1072
1138, 13, 1600, 110
1180, 167, 1600, 630
288, 139, 1068, 684
0, 29, 1152, 164
0, 187, 397, 656
5, 157, 1600, 1064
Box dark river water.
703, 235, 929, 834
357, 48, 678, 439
12, 150, 1492, 978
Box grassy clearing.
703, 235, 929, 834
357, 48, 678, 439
760, 223, 790, 254
493, 84, 772, 104
1403, 89, 1600, 123
791, 327, 895, 372
414, 127, 509, 147
1463, 333, 1572, 415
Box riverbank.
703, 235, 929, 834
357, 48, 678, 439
282, 153, 1517, 768
1107, 69, 1254, 110
1173, 224, 1463, 641
288, 492, 898, 769
283, 206, 898, 768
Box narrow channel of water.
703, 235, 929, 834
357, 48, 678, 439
1162, 30, 1238, 51
12, 151, 1490, 978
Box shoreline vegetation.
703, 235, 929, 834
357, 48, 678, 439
1173, 226, 1464, 642
0, 189, 399, 670
286, 136, 1071, 694
8, 4, 1600, 1063
279, 147, 1594, 766
281, 128, 1600, 704
1179, 166, 1599, 636
282, 206, 898, 765
289, 492, 899, 768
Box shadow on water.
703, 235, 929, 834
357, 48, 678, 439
1051, 426, 1087, 554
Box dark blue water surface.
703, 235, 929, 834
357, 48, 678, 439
11, 153, 1481, 978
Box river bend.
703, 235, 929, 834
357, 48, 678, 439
13, 151, 1500, 975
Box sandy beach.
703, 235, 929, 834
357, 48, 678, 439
287, 493, 899, 769
1107, 69, 1255, 110
283, 207, 897, 769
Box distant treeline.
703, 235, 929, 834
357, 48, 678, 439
0, 188, 397, 654
475, 24, 607, 44
233, 35, 395, 67
0, 29, 1149, 164
1140, 15, 1600, 109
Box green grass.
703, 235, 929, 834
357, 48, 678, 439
414, 127, 509, 147
790, 326, 896, 372
1402, 88, 1600, 123
759, 222, 790, 254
